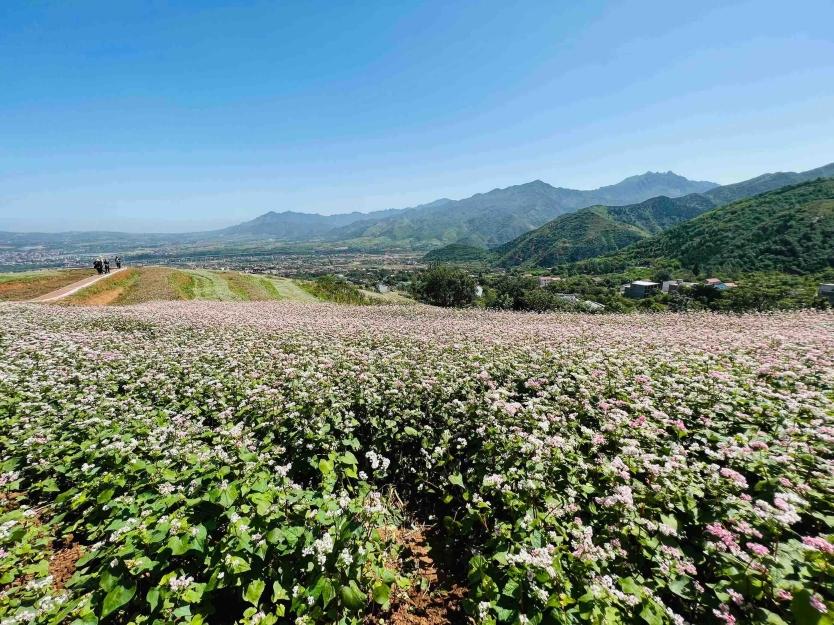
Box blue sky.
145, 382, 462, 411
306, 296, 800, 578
1, 0, 833, 232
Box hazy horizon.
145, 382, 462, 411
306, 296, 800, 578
1, 167, 726, 234
2, 0, 833, 233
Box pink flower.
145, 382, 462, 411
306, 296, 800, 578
802, 536, 834, 554
728, 589, 744, 605
810, 594, 828, 614
719, 467, 748, 489
776, 589, 793, 602
713, 604, 736, 624
746, 542, 769, 557
706, 522, 741, 555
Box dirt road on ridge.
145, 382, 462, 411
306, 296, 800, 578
29, 268, 125, 303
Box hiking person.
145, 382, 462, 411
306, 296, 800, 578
115, 256, 122, 269
93, 258, 102, 274
103, 258, 110, 274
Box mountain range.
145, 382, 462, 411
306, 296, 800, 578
490, 161, 834, 267
321, 172, 717, 246
566, 177, 834, 275
3, 163, 833, 268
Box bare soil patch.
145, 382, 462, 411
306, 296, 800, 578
49, 541, 82, 590
370, 526, 468, 625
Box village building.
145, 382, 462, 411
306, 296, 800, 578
538, 276, 561, 287
624, 280, 660, 299
474, 285, 484, 298
705, 278, 738, 290
819, 283, 834, 303
662, 280, 684, 293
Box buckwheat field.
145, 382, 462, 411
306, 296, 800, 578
1, 303, 832, 625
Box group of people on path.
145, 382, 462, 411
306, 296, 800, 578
93, 255, 122, 275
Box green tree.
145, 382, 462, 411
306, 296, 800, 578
413, 265, 476, 308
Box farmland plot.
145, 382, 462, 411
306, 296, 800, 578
0, 303, 832, 625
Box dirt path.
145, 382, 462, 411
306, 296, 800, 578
30, 268, 126, 303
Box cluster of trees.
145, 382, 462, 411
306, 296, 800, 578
410, 265, 477, 308
667, 275, 832, 312
411, 266, 604, 312
411, 265, 833, 314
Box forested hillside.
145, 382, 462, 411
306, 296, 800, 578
570, 178, 834, 274
496, 194, 715, 266
330, 172, 717, 246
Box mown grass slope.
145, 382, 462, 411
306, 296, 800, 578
62, 267, 341, 305
0, 268, 92, 301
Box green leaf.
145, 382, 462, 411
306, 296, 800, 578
225, 555, 251, 574
640, 601, 664, 625
168, 535, 189, 556
272, 581, 289, 602
219, 483, 239, 508
668, 576, 690, 597
146, 587, 160, 611
449, 473, 464, 488
321, 579, 336, 607
244, 580, 266, 605
659, 514, 678, 532
619, 577, 642, 596
761, 609, 789, 625
319, 459, 334, 475
341, 581, 366, 610
372, 581, 390, 606
97, 488, 115, 504
403, 427, 420, 437
502, 578, 519, 598
101, 582, 136, 618
282, 526, 305, 546
339, 452, 358, 465
99, 570, 118, 592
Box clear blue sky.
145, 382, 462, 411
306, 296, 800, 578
1, 0, 833, 232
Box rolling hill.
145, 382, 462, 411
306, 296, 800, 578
330, 172, 718, 247
495, 194, 715, 266
423, 243, 496, 263
701, 161, 834, 205
218, 206, 410, 240
570, 177, 834, 275
495, 162, 834, 267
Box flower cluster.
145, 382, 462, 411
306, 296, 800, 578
0, 301, 832, 625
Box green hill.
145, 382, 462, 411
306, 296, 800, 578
572, 178, 834, 275
701, 161, 834, 206
496, 194, 716, 266
423, 243, 495, 263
